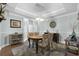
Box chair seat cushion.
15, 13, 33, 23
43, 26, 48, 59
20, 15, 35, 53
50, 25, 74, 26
39, 44, 48, 48
68, 46, 78, 50
67, 46, 78, 54
69, 41, 77, 46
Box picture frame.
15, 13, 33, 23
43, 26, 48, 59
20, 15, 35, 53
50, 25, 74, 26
10, 19, 21, 28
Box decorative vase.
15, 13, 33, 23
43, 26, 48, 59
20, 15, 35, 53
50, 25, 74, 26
70, 29, 77, 41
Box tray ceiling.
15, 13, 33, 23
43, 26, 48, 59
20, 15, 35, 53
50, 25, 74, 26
6, 3, 78, 19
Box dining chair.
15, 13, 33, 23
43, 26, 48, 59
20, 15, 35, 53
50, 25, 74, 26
38, 33, 53, 55
48, 33, 54, 51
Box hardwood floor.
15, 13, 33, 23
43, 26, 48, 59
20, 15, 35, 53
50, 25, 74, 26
0, 43, 23, 56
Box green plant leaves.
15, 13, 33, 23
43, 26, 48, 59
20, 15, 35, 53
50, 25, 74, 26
0, 4, 5, 15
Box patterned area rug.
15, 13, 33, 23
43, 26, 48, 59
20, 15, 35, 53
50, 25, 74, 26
12, 42, 65, 56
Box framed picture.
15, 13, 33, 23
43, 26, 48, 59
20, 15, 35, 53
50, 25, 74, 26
10, 19, 21, 28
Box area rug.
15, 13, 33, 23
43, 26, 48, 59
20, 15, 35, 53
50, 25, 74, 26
12, 42, 65, 56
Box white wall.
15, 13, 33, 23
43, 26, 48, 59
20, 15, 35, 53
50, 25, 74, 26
55, 12, 78, 43
23, 18, 29, 41
38, 12, 78, 43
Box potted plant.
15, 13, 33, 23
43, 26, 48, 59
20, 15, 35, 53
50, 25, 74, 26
0, 3, 6, 22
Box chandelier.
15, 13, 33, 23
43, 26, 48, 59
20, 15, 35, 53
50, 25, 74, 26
0, 3, 7, 22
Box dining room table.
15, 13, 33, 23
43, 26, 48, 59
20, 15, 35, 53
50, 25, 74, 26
28, 35, 43, 54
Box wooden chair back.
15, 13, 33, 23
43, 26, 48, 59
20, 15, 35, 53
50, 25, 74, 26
48, 33, 53, 48
41, 34, 49, 47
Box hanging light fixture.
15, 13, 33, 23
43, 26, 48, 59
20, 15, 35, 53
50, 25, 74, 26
0, 3, 7, 22
36, 18, 44, 21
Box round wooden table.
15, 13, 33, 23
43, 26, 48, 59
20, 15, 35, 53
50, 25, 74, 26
28, 36, 43, 54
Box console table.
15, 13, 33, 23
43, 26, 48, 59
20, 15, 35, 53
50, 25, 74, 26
9, 33, 23, 45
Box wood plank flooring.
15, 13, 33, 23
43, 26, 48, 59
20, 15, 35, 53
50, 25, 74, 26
0, 43, 23, 56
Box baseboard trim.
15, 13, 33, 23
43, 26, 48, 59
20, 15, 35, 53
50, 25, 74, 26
0, 44, 9, 50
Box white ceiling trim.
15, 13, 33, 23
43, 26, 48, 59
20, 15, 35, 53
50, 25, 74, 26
15, 7, 38, 17
6, 3, 78, 19
50, 11, 78, 19
6, 4, 37, 18
6, 8, 35, 19
15, 7, 66, 18
42, 8, 65, 17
